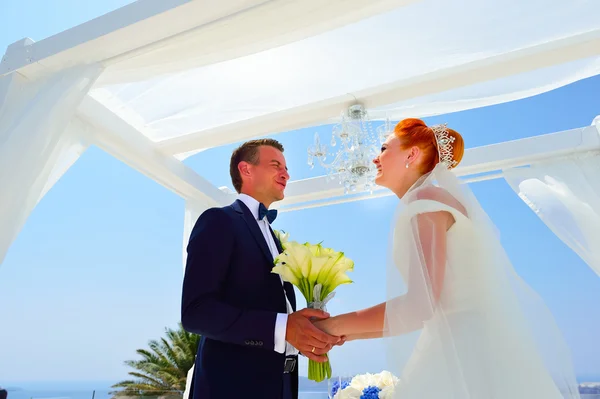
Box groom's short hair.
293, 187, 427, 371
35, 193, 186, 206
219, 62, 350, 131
230, 138, 285, 193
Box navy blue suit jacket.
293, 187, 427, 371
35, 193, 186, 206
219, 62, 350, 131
181, 200, 298, 398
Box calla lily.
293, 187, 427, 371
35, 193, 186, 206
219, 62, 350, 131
323, 272, 353, 296
271, 233, 354, 383
317, 253, 354, 290
279, 242, 312, 276
308, 256, 333, 284
273, 254, 302, 278
271, 262, 300, 286
317, 245, 338, 257
273, 229, 290, 249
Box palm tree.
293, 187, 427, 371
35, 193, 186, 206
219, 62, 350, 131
111, 322, 199, 399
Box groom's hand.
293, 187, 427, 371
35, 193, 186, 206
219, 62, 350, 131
286, 308, 340, 362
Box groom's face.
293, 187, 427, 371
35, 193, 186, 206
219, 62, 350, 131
248, 145, 289, 205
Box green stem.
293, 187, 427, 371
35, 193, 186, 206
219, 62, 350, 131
300, 278, 310, 301
307, 359, 331, 383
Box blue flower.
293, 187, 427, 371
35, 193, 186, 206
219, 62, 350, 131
330, 380, 350, 397
360, 385, 381, 399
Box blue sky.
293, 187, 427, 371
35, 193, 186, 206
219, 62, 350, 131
1, 0, 599, 386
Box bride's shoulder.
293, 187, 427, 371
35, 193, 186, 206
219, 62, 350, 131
412, 186, 468, 218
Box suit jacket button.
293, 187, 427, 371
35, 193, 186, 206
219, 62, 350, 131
258, 341, 263, 346
244, 340, 249, 345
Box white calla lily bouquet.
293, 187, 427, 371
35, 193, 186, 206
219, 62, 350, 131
272, 230, 354, 382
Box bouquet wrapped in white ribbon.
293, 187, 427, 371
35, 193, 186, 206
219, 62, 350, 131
272, 231, 354, 382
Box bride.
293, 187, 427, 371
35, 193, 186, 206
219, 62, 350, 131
315, 119, 581, 398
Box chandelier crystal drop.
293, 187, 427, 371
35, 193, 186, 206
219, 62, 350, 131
307, 104, 391, 194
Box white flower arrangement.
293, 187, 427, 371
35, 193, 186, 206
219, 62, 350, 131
330, 371, 400, 399
271, 230, 354, 382
273, 229, 289, 247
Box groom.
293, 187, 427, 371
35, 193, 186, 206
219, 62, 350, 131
181, 139, 340, 399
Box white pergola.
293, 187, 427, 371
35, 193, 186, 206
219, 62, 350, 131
1, 0, 599, 276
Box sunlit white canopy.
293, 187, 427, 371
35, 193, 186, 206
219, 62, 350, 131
1, 0, 600, 272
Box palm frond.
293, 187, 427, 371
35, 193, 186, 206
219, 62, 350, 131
112, 323, 200, 398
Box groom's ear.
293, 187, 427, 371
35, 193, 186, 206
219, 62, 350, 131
238, 161, 251, 178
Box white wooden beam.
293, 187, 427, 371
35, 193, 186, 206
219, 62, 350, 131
158, 28, 600, 156
1, 0, 413, 83
0, 0, 259, 79
77, 96, 234, 207
275, 125, 600, 212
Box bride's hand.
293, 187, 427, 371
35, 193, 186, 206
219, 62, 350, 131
313, 318, 349, 347
313, 318, 341, 335
312, 318, 333, 334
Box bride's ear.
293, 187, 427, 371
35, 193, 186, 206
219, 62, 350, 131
406, 146, 420, 165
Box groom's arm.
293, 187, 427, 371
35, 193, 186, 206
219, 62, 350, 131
181, 208, 277, 350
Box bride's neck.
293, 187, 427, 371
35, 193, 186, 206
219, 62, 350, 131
392, 171, 423, 199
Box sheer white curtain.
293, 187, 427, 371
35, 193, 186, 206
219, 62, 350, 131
503, 130, 600, 277
0, 65, 102, 265
383, 165, 580, 397
93, 0, 600, 147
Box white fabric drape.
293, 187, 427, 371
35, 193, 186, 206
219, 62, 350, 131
504, 151, 600, 278
384, 165, 580, 398
91, 0, 600, 146
0, 65, 101, 265
97, 0, 414, 86
39, 117, 92, 201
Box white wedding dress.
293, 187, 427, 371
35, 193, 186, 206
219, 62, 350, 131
383, 165, 580, 398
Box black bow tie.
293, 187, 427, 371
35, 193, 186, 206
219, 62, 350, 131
258, 203, 277, 224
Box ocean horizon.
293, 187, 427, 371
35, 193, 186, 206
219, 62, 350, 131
3, 376, 599, 399
0, 389, 328, 399
0, 381, 329, 399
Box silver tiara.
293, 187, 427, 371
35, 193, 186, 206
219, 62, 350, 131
431, 123, 458, 169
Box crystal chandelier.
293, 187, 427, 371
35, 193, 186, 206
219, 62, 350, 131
307, 104, 391, 194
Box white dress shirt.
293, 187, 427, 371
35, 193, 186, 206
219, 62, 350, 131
238, 194, 299, 356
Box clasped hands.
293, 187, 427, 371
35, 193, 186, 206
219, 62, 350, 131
285, 308, 345, 362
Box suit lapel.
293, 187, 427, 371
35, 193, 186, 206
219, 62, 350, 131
233, 200, 296, 311
270, 228, 283, 254
269, 227, 297, 311
233, 200, 274, 264
284, 282, 296, 311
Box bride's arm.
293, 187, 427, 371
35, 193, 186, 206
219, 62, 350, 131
345, 331, 384, 341
315, 302, 387, 337
315, 210, 453, 338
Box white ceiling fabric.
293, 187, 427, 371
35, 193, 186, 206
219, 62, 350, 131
87, 0, 600, 154
95, 0, 414, 86
369, 56, 600, 120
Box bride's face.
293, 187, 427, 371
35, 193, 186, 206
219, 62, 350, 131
373, 135, 410, 189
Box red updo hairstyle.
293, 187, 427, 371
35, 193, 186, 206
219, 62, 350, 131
394, 118, 464, 174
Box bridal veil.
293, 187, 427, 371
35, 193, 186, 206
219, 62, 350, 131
383, 164, 580, 398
